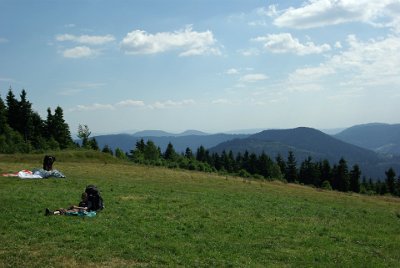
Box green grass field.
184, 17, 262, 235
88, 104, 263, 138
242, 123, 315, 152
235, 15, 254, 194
1, 151, 399, 267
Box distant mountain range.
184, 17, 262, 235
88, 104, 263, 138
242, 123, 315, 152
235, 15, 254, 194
132, 129, 209, 137
209, 127, 400, 179
334, 123, 400, 156
94, 133, 249, 154
93, 123, 400, 180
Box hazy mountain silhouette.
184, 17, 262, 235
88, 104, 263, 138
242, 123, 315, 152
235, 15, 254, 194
209, 127, 399, 180
95, 132, 249, 154
334, 123, 400, 156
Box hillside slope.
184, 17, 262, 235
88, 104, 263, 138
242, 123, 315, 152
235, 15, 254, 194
210, 127, 398, 179
334, 123, 400, 156
0, 152, 399, 267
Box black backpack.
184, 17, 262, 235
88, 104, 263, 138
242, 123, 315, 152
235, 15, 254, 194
85, 185, 104, 211
43, 155, 56, 171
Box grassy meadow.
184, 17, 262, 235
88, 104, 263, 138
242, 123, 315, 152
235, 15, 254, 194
0, 151, 399, 267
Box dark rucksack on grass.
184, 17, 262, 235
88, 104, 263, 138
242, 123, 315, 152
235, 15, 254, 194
43, 155, 56, 171
85, 185, 104, 211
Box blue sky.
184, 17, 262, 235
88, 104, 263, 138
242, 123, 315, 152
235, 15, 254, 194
1, 0, 399, 135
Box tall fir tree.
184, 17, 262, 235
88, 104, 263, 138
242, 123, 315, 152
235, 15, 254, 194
52, 106, 72, 149
286, 151, 298, 182
6, 88, 19, 133
349, 164, 361, 193
335, 158, 350, 192
164, 142, 178, 161
385, 168, 396, 195
275, 154, 286, 177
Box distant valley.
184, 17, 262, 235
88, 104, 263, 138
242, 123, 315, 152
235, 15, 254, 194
94, 123, 400, 180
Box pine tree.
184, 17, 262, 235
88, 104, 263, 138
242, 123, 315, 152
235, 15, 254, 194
349, 164, 361, 193
395, 176, 400, 197
196, 145, 207, 162
144, 140, 160, 161
6, 88, 19, 133
258, 152, 273, 179
184, 147, 193, 159
102, 145, 113, 155
248, 153, 258, 175
335, 158, 350, 192
275, 154, 286, 178
320, 159, 331, 184
18, 89, 33, 141
164, 142, 178, 161
299, 157, 320, 186
385, 168, 396, 195
52, 107, 73, 149
286, 151, 298, 183
115, 148, 127, 159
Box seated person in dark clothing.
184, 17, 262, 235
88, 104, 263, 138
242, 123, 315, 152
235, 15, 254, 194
45, 192, 92, 216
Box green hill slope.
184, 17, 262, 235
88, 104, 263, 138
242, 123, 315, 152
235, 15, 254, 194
0, 151, 399, 267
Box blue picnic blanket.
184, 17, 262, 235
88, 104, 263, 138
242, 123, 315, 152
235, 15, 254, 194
65, 210, 97, 217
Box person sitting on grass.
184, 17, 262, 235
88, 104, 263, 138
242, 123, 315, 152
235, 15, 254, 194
45, 192, 94, 216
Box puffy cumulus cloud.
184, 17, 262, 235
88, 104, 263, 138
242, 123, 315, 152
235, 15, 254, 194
239, 73, 268, 83
62, 46, 98, 58
120, 26, 221, 56
285, 34, 400, 93
329, 35, 400, 87
253, 33, 331, 55
56, 34, 115, 45
149, 99, 195, 109
273, 0, 400, 30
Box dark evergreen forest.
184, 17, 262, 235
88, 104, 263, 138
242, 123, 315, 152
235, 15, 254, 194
0, 88, 74, 152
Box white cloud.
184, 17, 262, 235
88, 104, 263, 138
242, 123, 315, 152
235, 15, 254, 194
287, 65, 335, 92
239, 73, 268, 83
335, 41, 342, 49
259, 5, 279, 17
225, 68, 239, 75
56, 34, 115, 45
239, 48, 260, 56
70, 103, 115, 112
120, 25, 221, 56
62, 46, 98, 58
284, 34, 400, 92
0, 37, 8, 43
273, 0, 400, 30
329, 34, 400, 87
212, 99, 233, 104
149, 99, 195, 109
116, 99, 145, 107
253, 33, 331, 55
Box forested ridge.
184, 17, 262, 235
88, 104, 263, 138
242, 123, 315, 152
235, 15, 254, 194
1, 87, 399, 197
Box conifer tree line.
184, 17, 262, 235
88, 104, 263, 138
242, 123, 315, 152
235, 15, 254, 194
109, 138, 400, 197
2, 88, 399, 197
0, 88, 74, 152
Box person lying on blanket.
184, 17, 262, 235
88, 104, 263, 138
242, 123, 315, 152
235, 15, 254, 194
45, 192, 94, 216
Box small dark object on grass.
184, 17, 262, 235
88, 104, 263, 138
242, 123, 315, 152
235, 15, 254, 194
43, 155, 56, 171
